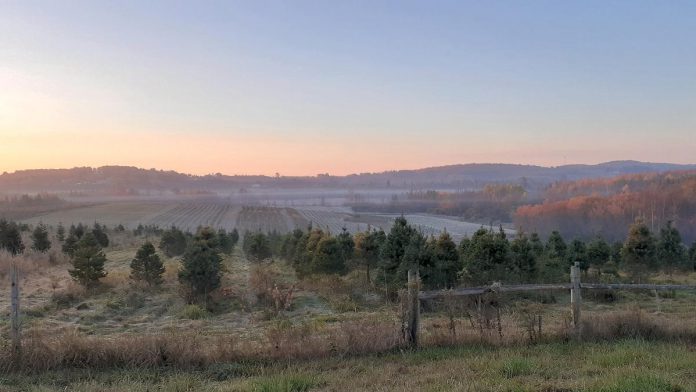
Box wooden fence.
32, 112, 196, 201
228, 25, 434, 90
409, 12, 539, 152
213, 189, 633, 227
405, 262, 696, 347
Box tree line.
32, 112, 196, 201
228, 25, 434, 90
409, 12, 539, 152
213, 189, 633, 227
242, 217, 696, 289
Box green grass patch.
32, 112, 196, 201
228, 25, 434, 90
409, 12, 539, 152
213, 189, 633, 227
252, 374, 319, 392
178, 304, 208, 320
501, 358, 535, 378
591, 375, 681, 392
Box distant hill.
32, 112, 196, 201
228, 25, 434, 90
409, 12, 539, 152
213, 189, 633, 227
1, 161, 695, 194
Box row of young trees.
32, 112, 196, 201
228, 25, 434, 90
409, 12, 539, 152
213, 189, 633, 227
243, 217, 696, 288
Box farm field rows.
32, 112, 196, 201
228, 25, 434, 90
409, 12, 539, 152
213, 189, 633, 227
19, 200, 502, 240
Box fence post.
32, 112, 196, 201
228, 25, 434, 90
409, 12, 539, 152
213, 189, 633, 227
570, 261, 582, 339
10, 260, 21, 362
407, 269, 420, 348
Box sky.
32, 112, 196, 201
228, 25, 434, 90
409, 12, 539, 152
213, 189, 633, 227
1, 1, 695, 176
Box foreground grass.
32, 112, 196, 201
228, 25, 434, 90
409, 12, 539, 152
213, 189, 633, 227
2, 339, 694, 391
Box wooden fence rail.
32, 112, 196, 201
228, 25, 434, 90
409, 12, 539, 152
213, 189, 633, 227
406, 262, 696, 348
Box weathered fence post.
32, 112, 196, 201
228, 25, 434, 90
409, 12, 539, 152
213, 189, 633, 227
10, 259, 21, 362
570, 262, 582, 339
407, 269, 420, 348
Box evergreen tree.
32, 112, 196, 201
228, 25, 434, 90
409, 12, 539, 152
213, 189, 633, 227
432, 231, 461, 288
311, 235, 347, 274
336, 228, 355, 263
91, 223, 110, 248
216, 229, 235, 255
379, 216, 417, 284
130, 241, 165, 286
656, 221, 686, 273
69, 223, 86, 239
587, 236, 611, 274
0, 219, 25, 255
354, 228, 386, 283
689, 242, 696, 271
69, 232, 107, 288
541, 231, 567, 282
461, 227, 510, 284
567, 239, 588, 271
31, 223, 51, 253
402, 232, 436, 288
621, 219, 657, 282
62, 234, 79, 256
246, 232, 272, 261
229, 228, 240, 248
56, 223, 66, 242
510, 232, 537, 282
529, 232, 545, 258
178, 227, 223, 303
159, 226, 188, 257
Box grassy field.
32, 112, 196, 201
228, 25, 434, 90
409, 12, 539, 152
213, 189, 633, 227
1, 340, 694, 391
2, 226, 695, 391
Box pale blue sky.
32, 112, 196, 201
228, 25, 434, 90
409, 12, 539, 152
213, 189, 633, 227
1, 1, 695, 175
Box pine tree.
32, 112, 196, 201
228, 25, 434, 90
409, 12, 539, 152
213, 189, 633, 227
354, 228, 386, 283
56, 223, 66, 242
178, 227, 222, 303
31, 223, 51, 253
69, 232, 107, 288
541, 231, 567, 282
689, 242, 696, 271
379, 216, 416, 284
587, 236, 611, 274
510, 232, 537, 283
246, 232, 271, 261
461, 227, 510, 284
91, 223, 110, 248
159, 226, 188, 257
62, 234, 79, 256
567, 239, 588, 271
432, 231, 460, 288
0, 219, 25, 255
621, 219, 657, 282
130, 241, 165, 286
656, 221, 686, 273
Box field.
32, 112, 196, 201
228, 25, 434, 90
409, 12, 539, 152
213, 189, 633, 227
2, 340, 695, 391
18, 200, 500, 240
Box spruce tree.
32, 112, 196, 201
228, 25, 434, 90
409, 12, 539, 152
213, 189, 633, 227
56, 223, 66, 242
31, 223, 51, 253
587, 236, 611, 274
69, 232, 107, 288
130, 241, 165, 286
621, 219, 657, 282
656, 221, 686, 273
178, 227, 222, 303
510, 232, 537, 283
432, 231, 460, 288
159, 226, 188, 257
0, 219, 25, 255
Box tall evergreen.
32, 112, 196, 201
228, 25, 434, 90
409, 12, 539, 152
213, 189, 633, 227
379, 216, 417, 283
656, 221, 686, 272
69, 232, 107, 288
621, 219, 657, 282
432, 231, 460, 288
587, 236, 611, 273
510, 232, 537, 283
159, 226, 188, 257
178, 227, 223, 303
0, 219, 25, 255
130, 241, 165, 286
31, 223, 52, 253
